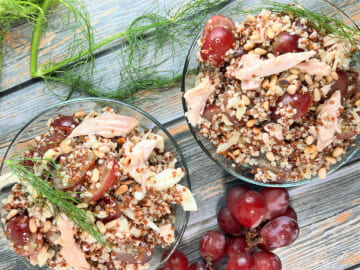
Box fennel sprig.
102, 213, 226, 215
5, 155, 107, 246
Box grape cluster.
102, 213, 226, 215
204, 186, 298, 269
160, 186, 299, 270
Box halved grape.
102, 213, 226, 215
271, 92, 312, 121
260, 216, 299, 248
201, 27, 235, 65
254, 251, 282, 270
235, 190, 266, 228
217, 206, 243, 235
328, 70, 349, 101
260, 187, 289, 220
97, 195, 122, 223
200, 230, 227, 263
226, 253, 257, 270
272, 32, 302, 55
202, 15, 235, 38
202, 106, 221, 121
51, 115, 78, 134
6, 215, 31, 246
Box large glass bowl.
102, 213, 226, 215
0, 98, 190, 269
181, 0, 360, 187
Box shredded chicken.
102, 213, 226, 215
295, 60, 331, 76
69, 112, 139, 138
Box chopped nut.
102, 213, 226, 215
289, 68, 300, 74
115, 185, 128, 195
6, 209, 18, 220
263, 101, 270, 111
42, 221, 52, 233
242, 95, 251, 105
332, 147, 343, 158
267, 53, 275, 59
246, 14, 255, 22
325, 156, 337, 165
60, 139, 73, 154
331, 71, 339, 81
262, 133, 270, 144
254, 48, 267, 55
305, 135, 314, 145
313, 88, 321, 102
96, 221, 106, 234
314, 74, 323, 81
304, 74, 313, 85
287, 85, 297, 95
91, 168, 100, 183
310, 150, 318, 160
133, 184, 142, 191
286, 74, 298, 82
244, 42, 255, 51
250, 33, 261, 41
355, 99, 360, 107
318, 167, 327, 179
246, 119, 257, 128
75, 111, 86, 118
99, 145, 111, 153
29, 218, 37, 233
105, 219, 119, 229
326, 75, 333, 83
232, 149, 240, 157
140, 199, 151, 207
304, 145, 316, 154
253, 127, 261, 134
262, 79, 270, 90
94, 150, 105, 158
266, 27, 275, 39
120, 156, 131, 166
266, 152, 275, 162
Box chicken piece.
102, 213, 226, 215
69, 112, 139, 138
295, 60, 331, 76
184, 73, 220, 126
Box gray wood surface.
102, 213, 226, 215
1, 0, 360, 269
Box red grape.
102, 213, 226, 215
97, 195, 122, 223
328, 70, 349, 101
189, 260, 209, 270
202, 105, 221, 121
160, 250, 189, 270
260, 187, 289, 220
226, 236, 248, 258
254, 251, 282, 270
271, 92, 312, 121
260, 216, 299, 248
226, 186, 249, 217
201, 27, 235, 65
235, 190, 266, 228
38, 134, 66, 154
272, 32, 301, 55
6, 215, 31, 246
51, 115, 78, 134
282, 207, 298, 221
227, 253, 257, 270
218, 206, 243, 235
202, 15, 235, 38
200, 230, 227, 263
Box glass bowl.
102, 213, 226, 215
181, 0, 360, 187
0, 98, 190, 269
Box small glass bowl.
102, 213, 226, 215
181, 0, 360, 187
0, 98, 190, 269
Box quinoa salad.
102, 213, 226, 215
184, 10, 360, 183
1, 107, 197, 270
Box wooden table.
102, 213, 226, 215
1, 0, 360, 269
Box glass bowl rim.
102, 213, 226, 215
181, 0, 360, 187
0, 97, 190, 267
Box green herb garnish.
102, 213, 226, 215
5, 155, 107, 246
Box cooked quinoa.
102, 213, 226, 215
185, 10, 360, 183
2, 107, 196, 270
